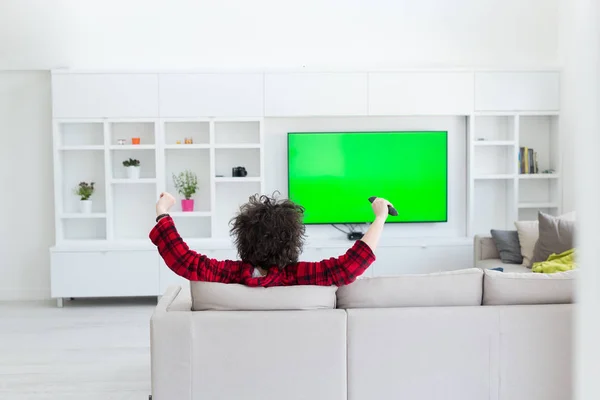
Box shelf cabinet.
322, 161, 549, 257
264, 73, 368, 116
368, 72, 474, 115
53, 118, 263, 244
474, 72, 560, 111
159, 73, 264, 117
52, 73, 159, 118
51, 251, 159, 297
165, 148, 211, 212
469, 114, 561, 235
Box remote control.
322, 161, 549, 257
368, 196, 399, 217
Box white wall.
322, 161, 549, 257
0, 0, 559, 70
0, 0, 562, 300
0, 72, 54, 300
265, 117, 466, 240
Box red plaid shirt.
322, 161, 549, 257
150, 216, 376, 287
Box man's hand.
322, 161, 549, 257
156, 192, 176, 216
371, 197, 393, 220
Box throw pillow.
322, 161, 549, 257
490, 229, 523, 264
514, 220, 539, 267
190, 281, 338, 311
532, 211, 576, 263
514, 211, 576, 268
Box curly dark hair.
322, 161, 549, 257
230, 192, 306, 269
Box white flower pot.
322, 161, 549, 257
80, 200, 92, 214
127, 166, 141, 179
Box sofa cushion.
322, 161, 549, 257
190, 281, 338, 311
483, 269, 576, 305
336, 268, 483, 309
514, 220, 540, 268
515, 211, 576, 267
532, 211, 576, 263
490, 229, 523, 264
476, 259, 532, 273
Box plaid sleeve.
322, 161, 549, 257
149, 216, 241, 283
289, 240, 376, 286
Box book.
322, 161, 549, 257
528, 148, 534, 174
519, 147, 525, 174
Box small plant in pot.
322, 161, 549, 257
74, 181, 95, 213
173, 170, 198, 212
123, 158, 141, 179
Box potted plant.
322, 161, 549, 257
74, 181, 95, 213
123, 158, 141, 179
173, 170, 199, 212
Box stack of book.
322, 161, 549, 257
519, 147, 539, 174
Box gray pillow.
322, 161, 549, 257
490, 229, 523, 264
532, 211, 576, 263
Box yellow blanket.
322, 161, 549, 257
532, 248, 576, 273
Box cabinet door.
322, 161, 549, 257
264, 73, 368, 116
50, 250, 159, 297
52, 73, 159, 118
474, 72, 560, 111
368, 72, 474, 115
159, 73, 264, 117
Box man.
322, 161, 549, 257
150, 192, 392, 287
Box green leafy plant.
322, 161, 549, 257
173, 170, 198, 200
74, 181, 95, 201
123, 158, 140, 167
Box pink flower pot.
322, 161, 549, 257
181, 199, 194, 212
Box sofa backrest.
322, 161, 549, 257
474, 234, 500, 262
483, 268, 577, 305
190, 281, 338, 311
337, 268, 484, 308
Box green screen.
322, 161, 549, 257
287, 131, 447, 224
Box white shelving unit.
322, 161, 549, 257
49, 69, 561, 304
468, 114, 561, 235
53, 118, 264, 244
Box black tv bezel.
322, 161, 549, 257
286, 130, 449, 225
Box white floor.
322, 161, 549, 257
0, 298, 156, 400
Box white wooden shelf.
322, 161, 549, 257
214, 144, 261, 149
61, 213, 107, 219
164, 144, 210, 149
518, 174, 560, 179
50, 70, 560, 300
473, 141, 516, 146
473, 174, 515, 180
214, 177, 261, 183
110, 178, 157, 184
109, 145, 156, 150
58, 145, 104, 151
169, 212, 212, 218
518, 202, 559, 209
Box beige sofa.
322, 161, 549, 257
150, 265, 575, 400
474, 234, 532, 273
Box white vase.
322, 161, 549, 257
127, 166, 141, 179
80, 200, 92, 213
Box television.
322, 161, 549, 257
287, 131, 448, 224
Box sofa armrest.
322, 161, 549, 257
151, 285, 193, 400
474, 235, 500, 263
154, 285, 182, 313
